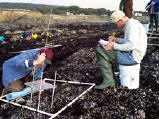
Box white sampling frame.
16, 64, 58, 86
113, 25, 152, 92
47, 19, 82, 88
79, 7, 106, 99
0, 71, 95, 119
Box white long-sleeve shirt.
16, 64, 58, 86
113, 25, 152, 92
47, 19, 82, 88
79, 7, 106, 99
114, 18, 147, 63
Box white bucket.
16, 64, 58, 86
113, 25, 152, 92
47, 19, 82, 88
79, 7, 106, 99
119, 64, 140, 89
142, 23, 150, 33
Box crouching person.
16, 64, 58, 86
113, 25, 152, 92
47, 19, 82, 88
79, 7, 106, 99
2, 48, 54, 95
94, 10, 147, 89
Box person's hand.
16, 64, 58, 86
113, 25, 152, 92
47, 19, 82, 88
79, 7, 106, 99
33, 53, 46, 66
152, 1, 155, 5
0, 41, 7, 45
38, 53, 46, 63
108, 36, 118, 42
103, 42, 114, 50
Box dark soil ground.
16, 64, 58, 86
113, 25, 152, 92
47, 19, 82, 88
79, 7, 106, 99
0, 18, 159, 119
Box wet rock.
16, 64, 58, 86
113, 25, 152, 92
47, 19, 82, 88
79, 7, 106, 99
0, 17, 159, 119
82, 101, 96, 109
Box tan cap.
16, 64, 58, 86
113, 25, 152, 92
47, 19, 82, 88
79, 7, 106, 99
110, 10, 125, 23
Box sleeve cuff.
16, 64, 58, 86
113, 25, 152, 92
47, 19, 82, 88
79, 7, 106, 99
114, 43, 120, 50
117, 38, 124, 43
25, 60, 34, 68
28, 60, 34, 67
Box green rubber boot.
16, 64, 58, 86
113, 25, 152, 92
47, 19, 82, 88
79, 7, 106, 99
94, 80, 115, 89
94, 61, 115, 89
94, 45, 116, 89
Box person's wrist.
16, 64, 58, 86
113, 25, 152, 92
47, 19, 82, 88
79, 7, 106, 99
33, 60, 38, 66
28, 60, 34, 67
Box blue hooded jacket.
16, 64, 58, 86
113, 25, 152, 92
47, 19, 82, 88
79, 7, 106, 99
146, 0, 159, 12
2, 49, 46, 87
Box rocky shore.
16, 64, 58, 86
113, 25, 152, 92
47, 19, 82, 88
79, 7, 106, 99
0, 15, 159, 119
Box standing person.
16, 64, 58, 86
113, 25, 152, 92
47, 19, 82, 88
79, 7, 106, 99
145, 0, 159, 33
94, 10, 147, 89
119, 0, 133, 18
2, 48, 54, 95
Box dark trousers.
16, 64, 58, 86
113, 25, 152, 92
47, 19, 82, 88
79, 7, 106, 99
149, 14, 159, 32
2, 75, 32, 95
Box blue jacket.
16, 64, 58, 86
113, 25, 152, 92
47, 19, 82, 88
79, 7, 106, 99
2, 49, 46, 87
146, 0, 159, 12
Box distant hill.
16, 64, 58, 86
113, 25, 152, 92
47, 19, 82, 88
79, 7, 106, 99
0, 2, 61, 10
0, 2, 147, 16
0, 2, 112, 15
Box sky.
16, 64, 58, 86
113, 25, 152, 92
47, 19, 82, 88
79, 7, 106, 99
0, 0, 150, 11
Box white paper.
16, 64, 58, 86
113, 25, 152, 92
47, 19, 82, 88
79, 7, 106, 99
98, 39, 109, 46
